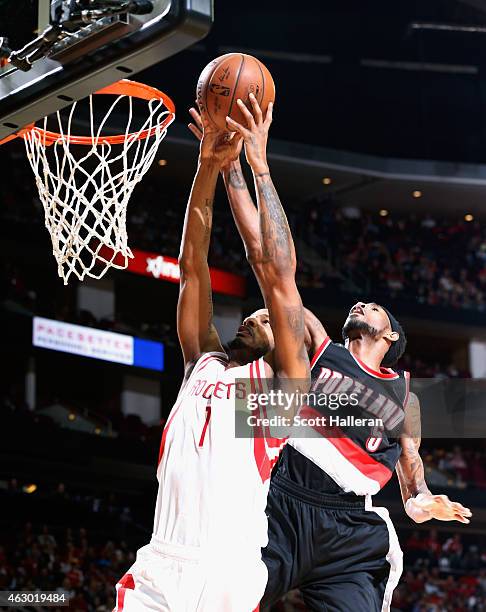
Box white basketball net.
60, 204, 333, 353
23, 91, 173, 284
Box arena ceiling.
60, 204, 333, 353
140, 0, 486, 166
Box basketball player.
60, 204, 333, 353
114, 98, 309, 611
192, 95, 472, 612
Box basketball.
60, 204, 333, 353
196, 53, 276, 131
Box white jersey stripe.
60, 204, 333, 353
364, 497, 403, 612
289, 437, 382, 496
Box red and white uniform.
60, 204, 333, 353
115, 352, 286, 612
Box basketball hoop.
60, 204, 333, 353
1, 79, 175, 284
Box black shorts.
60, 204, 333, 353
261, 474, 403, 612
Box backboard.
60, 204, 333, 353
0, 0, 213, 141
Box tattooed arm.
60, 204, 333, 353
226, 95, 309, 382
177, 115, 242, 366
222, 159, 264, 265
303, 308, 328, 359
397, 392, 472, 524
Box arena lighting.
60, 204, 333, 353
68, 413, 76, 421
33, 317, 164, 372
158, 159, 168, 166
23, 484, 37, 494
322, 177, 332, 185
412, 190, 423, 198
465, 214, 474, 222
379, 209, 389, 217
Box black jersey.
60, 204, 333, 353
276, 337, 410, 496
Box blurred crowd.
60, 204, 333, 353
422, 446, 486, 491
0, 522, 134, 611
290, 201, 486, 313
393, 528, 486, 611
398, 354, 470, 379
0, 476, 155, 611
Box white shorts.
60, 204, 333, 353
114, 539, 267, 612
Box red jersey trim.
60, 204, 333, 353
349, 352, 399, 380
299, 405, 393, 489
114, 573, 135, 611
250, 360, 287, 483
193, 353, 228, 376
158, 397, 182, 465
310, 336, 332, 368
254, 358, 264, 393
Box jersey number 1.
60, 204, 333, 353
198, 402, 212, 447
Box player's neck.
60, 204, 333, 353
347, 337, 385, 372
226, 347, 255, 368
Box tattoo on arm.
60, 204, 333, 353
398, 393, 430, 500
256, 175, 293, 265
228, 167, 247, 190
284, 305, 305, 338
399, 441, 430, 499
271, 303, 308, 373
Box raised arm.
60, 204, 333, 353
222, 159, 263, 265
189, 109, 260, 263
226, 95, 309, 381
177, 116, 242, 367
397, 392, 471, 524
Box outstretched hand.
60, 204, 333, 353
405, 493, 472, 524
225, 93, 273, 175
188, 105, 242, 169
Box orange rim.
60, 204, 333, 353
0, 79, 175, 146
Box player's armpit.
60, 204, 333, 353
264, 283, 310, 384
303, 307, 328, 359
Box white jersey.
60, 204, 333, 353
153, 352, 286, 558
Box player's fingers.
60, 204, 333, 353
451, 500, 471, 511
189, 107, 204, 130
187, 123, 202, 141
248, 93, 263, 124
452, 502, 472, 516
229, 131, 242, 144
226, 116, 248, 137
236, 99, 257, 129
196, 107, 211, 131
453, 513, 471, 524
264, 101, 274, 126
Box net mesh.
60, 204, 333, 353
23, 91, 173, 284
